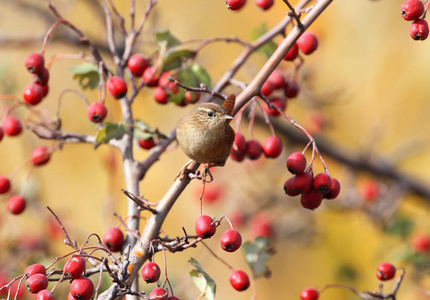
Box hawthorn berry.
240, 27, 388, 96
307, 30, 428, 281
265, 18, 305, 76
36, 290, 56, 300
231, 132, 247, 157
0, 127, 3, 142
0, 176, 11, 194
34, 68, 50, 86
401, 0, 424, 21
255, 0, 274, 10
410, 19, 429, 40
103, 227, 124, 252
107, 76, 128, 99
158, 72, 176, 90
267, 70, 286, 89
220, 229, 242, 252
141, 262, 161, 283
263, 97, 286, 117
3, 116, 22, 136
261, 80, 275, 96
249, 213, 273, 238
185, 91, 200, 103
292, 172, 313, 194
33, 82, 49, 97
226, 0, 247, 10
229, 270, 250, 291
324, 177, 341, 199
127, 54, 150, 77
283, 177, 301, 197
413, 234, 430, 253
25, 53, 45, 74
262, 136, 283, 158
31, 146, 51, 166
297, 32, 318, 55
64, 256, 86, 279
149, 287, 168, 300
195, 215, 217, 239
25, 264, 46, 277
138, 137, 156, 150
286, 152, 307, 175
198, 183, 224, 204
313, 173, 332, 195
26, 274, 48, 294
360, 180, 379, 202
23, 85, 45, 105
142, 66, 159, 86
301, 189, 323, 210
87, 102, 107, 123
70, 276, 94, 300
7, 195, 26, 215
153, 86, 169, 104
376, 262, 396, 281
284, 81, 300, 98
283, 43, 299, 61
245, 139, 263, 160
300, 287, 319, 300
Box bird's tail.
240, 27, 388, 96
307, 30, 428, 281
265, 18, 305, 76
222, 94, 236, 116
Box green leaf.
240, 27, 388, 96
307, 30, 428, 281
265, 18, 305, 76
162, 49, 196, 71
133, 120, 154, 140
190, 64, 211, 87
242, 237, 274, 279
69, 62, 99, 90
154, 30, 181, 48
384, 215, 414, 239
94, 122, 127, 148
189, 258, 216, 300
251, 23, 278, 59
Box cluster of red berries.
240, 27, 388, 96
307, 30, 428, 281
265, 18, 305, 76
401, 0, 429, 40
230, 132, 283, 161
283, 152, 340, 210
226, 0, 275, 11
23, 53, 49, 106
194, 215, 250, 292
0, 145, 51, 216
140, 262, 181, 299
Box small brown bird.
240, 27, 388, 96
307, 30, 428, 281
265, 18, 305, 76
176, 94, 236, 180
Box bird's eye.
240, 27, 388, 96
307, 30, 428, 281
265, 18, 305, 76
207, 111, 214, 117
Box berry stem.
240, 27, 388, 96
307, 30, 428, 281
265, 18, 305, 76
201, 241, 235, 271
282, 0, 304, 29
169, 76, 226, 101
40, 19, 62, 55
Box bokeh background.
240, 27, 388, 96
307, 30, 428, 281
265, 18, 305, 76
1, 0, 430, 299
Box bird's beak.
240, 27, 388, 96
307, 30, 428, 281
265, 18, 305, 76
223, 114, 234, 120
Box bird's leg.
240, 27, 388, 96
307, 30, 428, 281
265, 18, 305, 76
201, 164, 214, 183
175, 159, 197, 181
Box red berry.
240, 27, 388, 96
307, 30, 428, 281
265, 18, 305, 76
195, 215, 216, 239
284, 81, 300, 98
313, 173, 332, 195
413, 234, 430, 253
142, 66, 159, 86
33, 83, 49, 97
23, 85, 45, 105
249, 213, 273, 238
153, 86, 169, 104
245, 139, 263, 160
0, 127, 3, 142
149, 287, 168, 300
107, 76, 128, 99
103, 227, 124, 252
286, 152, 307, 175
64, 256, 86, 279
226, 0, 247, 10
255, 0, 273, 10
31, 146, 51, 166
26, 274, 48, 294
300, 189, 323, 210
220, 229, 242, 252
127, 54, 150, 77
229, 270, 250, 291
401, 0, 424, 20
262, 136, 283, 158
70, 276, 94, 300
185, 91, 200, 103
87, 102, 107, 123
34, 68, 50, 86
141, 262, 161, 283
283, 177, 300, 197
410, 19, 429, 40
138, 137, 156, 150
360, 180, 379, 202
198, 183, 224, 204
292, 172, 313, 194
297, 32, 318, 55
300, 287, 319, 300
68, 293, 77, 300
376, 262, 396, 281
263, 97, 286, 117
36, 290, 55, 300
324, 177, 341, 199
158, 72, 176, 90
0, 176, 11, 194
25, 53, 45, 74
261, 80, 275, 96
7, 195, 26, 215
231, 132, 247, 156
283, 43, 299, 61
3, 116, 22, 136
25, 264, 46, 277
267, 70, 286, 89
